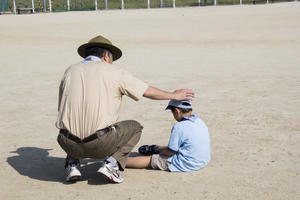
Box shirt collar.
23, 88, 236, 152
182, 113, 198, 122
81, 55, 102, 64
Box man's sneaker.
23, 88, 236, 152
65, 157, 81, 182
97, 160, 124, 183
66, 165, 82, 182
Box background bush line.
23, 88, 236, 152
3, 0, 294, 12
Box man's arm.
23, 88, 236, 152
143, 86, 194, 101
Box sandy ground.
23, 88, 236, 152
0, 2, 299, 200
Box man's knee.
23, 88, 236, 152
129, 120, 143, 144
116, 120, 143, 134
129, 120, 143, 132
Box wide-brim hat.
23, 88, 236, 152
77, 35, 122, 61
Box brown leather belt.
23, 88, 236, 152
60, 126, 115, 144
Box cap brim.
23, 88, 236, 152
77, 42, 122, 61
165, 105, 173, 110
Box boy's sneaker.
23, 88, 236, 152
97, 160, 124, 183
138, 145, 159, 155
65, 158, 81, 182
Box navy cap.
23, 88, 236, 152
165, 100, 192, 110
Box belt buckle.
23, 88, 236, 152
111, 125, 116, 132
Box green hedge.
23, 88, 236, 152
5, 0, 294, 13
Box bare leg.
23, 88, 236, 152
125, 145, 173, 169
126, 156, 151, 169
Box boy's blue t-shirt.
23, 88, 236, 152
167, 114, 211, 172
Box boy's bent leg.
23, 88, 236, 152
111, 120, 143, 170
126, 156, 151, 169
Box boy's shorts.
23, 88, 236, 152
150, 154, 170, 171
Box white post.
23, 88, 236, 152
12, 0, 16, 14
31, 0, 35, 13
105, 0, 107, 9
95, 0, 97, 10
240, 0, 242, 4
173, 0, 175, 8
267, 0, 269, 3
214, 0, 217, 5
121, 0, 124, 9
198, 0, 201, 6
49, 0, 52, 12
67, 0, 70, 11
147, 0, 150, 9
160, 0, 163, 8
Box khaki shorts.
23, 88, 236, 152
150, 154, 170, 171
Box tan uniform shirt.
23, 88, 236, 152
56, 61, 148, 139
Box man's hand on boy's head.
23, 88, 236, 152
172, 89, 195, 101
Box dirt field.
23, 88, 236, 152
0, 2, 299, 200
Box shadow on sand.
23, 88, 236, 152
6, 147, 122, 185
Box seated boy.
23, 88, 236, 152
126, 99, 211, 172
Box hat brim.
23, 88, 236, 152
165, 105, 174, 110
77, 42, 122, 61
